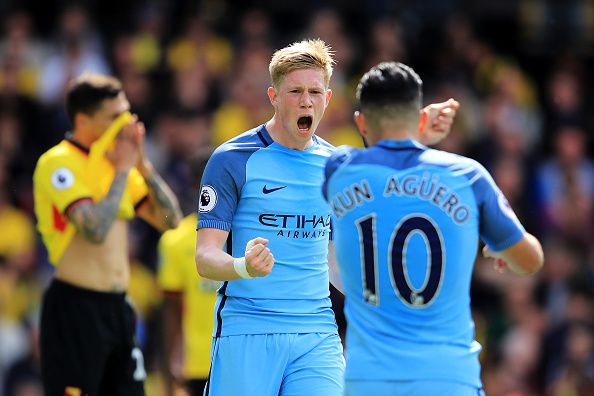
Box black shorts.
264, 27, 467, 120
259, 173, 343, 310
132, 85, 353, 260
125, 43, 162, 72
40, 279, 145, 396
186, 378, 208, 396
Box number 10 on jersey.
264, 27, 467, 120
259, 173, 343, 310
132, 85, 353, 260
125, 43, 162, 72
355, 213, 445, 308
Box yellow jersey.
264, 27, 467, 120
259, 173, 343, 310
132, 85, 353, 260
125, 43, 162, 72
157, 213, 219, 379
33, 138, 148, 264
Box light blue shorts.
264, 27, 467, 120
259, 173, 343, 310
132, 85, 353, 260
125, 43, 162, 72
345, 379, 485, 396
204, 333, 344, 396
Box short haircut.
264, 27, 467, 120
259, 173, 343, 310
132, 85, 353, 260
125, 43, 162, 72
356, 62, 422, 128
66, 73, 123, 126
269, 39, 335, 89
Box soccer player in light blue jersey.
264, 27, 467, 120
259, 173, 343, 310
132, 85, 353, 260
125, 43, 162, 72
195, 40, 459, 396
322, 62, 544, 396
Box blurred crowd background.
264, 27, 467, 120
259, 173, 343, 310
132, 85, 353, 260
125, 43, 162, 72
0, 1, 593, 395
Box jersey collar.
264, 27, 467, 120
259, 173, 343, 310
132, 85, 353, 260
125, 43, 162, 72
257, 124, 274, 147
64, 133, 90, 155
375, 138, 426, 151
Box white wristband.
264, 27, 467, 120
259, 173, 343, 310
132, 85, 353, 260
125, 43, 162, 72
233, 257, 252, 279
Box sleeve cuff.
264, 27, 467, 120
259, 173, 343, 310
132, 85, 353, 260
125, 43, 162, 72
197, 219, 232, 231
64, 197, 94, 216
134, 194, 150, 211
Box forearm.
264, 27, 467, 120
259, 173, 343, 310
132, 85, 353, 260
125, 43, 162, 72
139, 162, 182, 230
505, 233, 544, 275
487, 233, 544, 276
195, 245, 243, 281
68, 171, 129, 243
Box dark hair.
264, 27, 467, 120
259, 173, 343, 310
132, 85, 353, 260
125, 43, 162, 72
356, 62, 422, 113
66, 73, 122, 126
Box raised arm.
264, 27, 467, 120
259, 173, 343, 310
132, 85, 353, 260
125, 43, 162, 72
414, 98, 460, 146
195, 228, 275, 281
67, 123, 140, 244
135, 122, 182, 231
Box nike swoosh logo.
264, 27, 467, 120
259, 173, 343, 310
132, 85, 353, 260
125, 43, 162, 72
263, 185, 287, 194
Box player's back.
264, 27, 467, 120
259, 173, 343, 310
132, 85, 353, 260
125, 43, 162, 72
323, 139, 524, 386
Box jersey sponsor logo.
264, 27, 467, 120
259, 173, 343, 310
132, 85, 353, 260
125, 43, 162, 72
199, 185, 217, 213
51, 167, 74, 190
259, 213, 331, 239
262, 185, 287, 194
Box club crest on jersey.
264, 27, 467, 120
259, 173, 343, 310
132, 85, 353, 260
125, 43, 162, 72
51, 167, 74, 190
199, 185, 217, 213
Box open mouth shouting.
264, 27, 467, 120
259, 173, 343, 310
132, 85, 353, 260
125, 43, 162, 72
297, 116, 313, 134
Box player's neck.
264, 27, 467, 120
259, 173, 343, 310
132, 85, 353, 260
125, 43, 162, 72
381, 129, 413, 142
70, 130, 95, 148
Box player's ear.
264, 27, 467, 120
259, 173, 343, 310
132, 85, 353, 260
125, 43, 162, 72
354, 111, 368, 138
418, 108, 428, 134
267, 86, 277, 106
325, 89, 332, 106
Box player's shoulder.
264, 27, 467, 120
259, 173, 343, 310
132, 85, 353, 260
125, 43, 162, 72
313, 135, 336, 151
36, 140, 74, 163
327, 144, 361, 163
34, 140, 82, 175
420, 148, 490, 181
324, 145, 362, 176
212, 125, 271, 157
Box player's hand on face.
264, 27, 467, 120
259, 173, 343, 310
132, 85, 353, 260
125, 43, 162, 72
419, 98, 460, 145
245, 237, 275, 277
107, 116, 141, 172
482, 245, 508, 274
133, 120, 148, 165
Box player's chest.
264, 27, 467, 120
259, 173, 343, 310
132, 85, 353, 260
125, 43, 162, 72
239, 158, 328, 214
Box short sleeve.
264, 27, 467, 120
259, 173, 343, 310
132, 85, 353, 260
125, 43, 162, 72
197, 148, 244, 231
127, 167, 149, 208
34, 156, 93, 214
472, 163, 525, 251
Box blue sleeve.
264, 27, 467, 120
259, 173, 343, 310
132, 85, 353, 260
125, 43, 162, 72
197, 147, 246, 231
471, 162, 525, 251
322, 145, 353, 201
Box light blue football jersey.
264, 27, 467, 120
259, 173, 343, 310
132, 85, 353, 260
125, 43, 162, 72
322, 139, 525, 387
198, 125, 338, 336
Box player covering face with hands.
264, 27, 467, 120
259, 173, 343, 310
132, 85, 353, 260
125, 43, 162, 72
195, 40, 459, 396
34, 73, 182, 396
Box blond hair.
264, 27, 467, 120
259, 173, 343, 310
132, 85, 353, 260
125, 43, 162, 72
269, 39, 335, 88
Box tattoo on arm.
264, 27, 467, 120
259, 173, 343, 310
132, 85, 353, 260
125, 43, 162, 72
68, 171, 129, 243
143, 171, 182, 229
